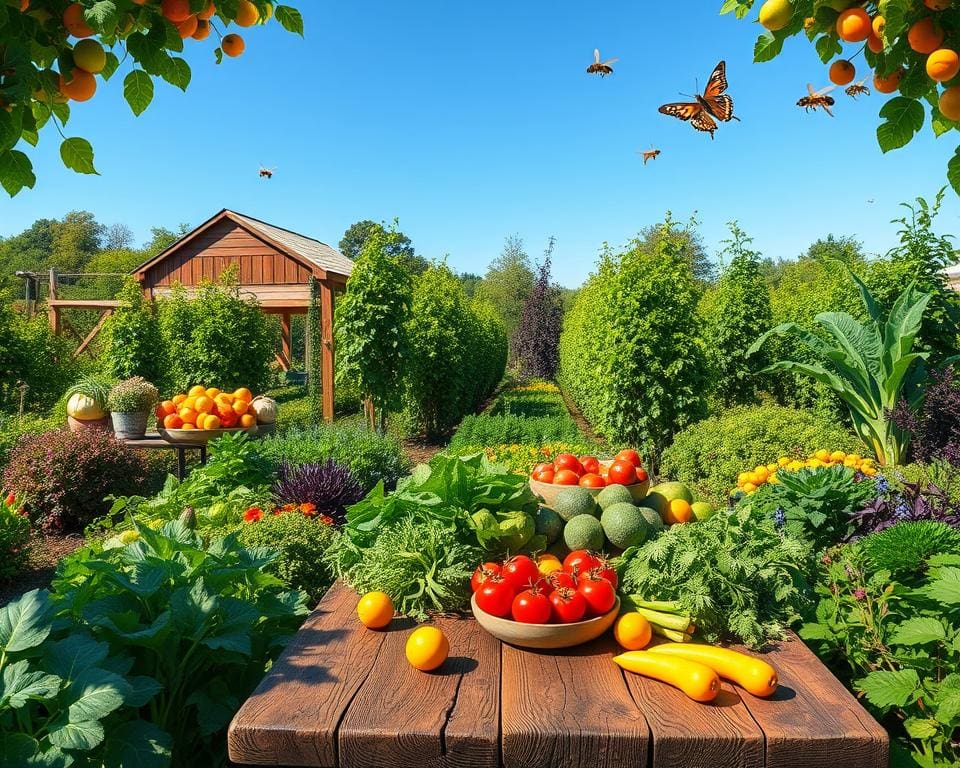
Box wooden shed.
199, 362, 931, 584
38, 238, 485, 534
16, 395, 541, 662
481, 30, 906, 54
133, 209, 353, 422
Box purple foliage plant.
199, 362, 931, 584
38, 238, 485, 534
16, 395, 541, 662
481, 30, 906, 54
513, 237, 564, 379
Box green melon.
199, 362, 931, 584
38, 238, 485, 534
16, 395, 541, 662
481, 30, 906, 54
554, 487, 598, 522
597, 483, 634, 510
534, 506, 563, 544
644, 481, 694, 516
563, 515, 605, 552
638, 506, 665, 533
600, 502, 648, 549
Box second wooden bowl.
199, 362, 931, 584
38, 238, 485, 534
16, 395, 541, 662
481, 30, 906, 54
158, 426, 257, 445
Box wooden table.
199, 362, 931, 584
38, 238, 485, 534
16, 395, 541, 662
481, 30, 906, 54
228, 583, 888, 768
121, 432, 207, 480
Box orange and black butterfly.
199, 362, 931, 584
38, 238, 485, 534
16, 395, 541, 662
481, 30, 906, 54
658, 61, 739, 139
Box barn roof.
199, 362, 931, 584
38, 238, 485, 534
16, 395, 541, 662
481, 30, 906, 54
132, 209, 353, 282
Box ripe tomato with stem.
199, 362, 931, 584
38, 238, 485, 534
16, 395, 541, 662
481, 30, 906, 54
550, 587, 587, 623
512, 586, 552, 624
471, 562, 502, 593
501, 555, 540, 591
475, 577, 515, 617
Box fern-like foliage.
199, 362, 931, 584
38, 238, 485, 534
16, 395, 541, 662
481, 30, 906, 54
862, 521, 960, 575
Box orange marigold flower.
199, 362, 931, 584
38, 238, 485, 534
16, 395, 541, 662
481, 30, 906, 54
319, 514, 334, 525
243, 507, 263, 523
299, 502, 317, 517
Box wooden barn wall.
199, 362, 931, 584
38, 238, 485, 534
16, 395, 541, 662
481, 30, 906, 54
143, 219, 313, 288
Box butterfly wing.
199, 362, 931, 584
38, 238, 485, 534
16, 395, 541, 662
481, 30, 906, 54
700, 62, 736, 122
703, 61, 728, 99
659, 102, 703, 122
704, 93, 735, 122
690, 110, 718, 137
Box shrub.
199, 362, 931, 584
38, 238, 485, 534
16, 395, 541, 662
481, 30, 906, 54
158, 268, 275, 395
107, 376, 158, 413
891, 366, 960, 466
559, 218, 709, 463
239, 512, 340, 603
2, 428, 149, 532
513, 242, 563, 379
258, 423, 410, 492
449, 413, 582, 448
101, 277, 167, 386
0, 411, 60, 469
660, 405, 861, 505
0, 490, 30, 583
272, 460, 364, 524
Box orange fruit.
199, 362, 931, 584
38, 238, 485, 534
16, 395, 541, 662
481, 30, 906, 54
219, 409, 238, 428
940, 85, 960, 120
233, 387, 253, 402
183, 396, 197, 410
63, 3, 94, 37
180, 423, 196, 430
663, 499, 694, 525
908, 18, 945, 54
235, 0, 258, 26
163, 414, 184, 429
179, 407, 198, 425
874, 69, 903, 93
232, 399, 250, 416
157, 399, 177, 416
836, 8, 871, 42
161, 0, 192, 22
198, 1, 216, 20
222, 33, 245, 56
192, 19, 210, 39
176, 14, 198, 37
194, 396, 214, 414
202, 414, 221, 430
59, 68, 96, 101
73, 39, 106, 73
872, 15, 885, 38
867, 33, 884, 53
239, 413, 256, 428
927, 48, 960, 82
924, 0, 951, 9
829, 60, 856, 86
205, 387, 221, 399
172, 393, 187, 406
188, 385, 206, 397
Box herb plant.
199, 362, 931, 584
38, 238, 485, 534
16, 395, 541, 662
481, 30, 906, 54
851, 475, 960, 536
620, 506, 816, 649
107, 376, 159, 413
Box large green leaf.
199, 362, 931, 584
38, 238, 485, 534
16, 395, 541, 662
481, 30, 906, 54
0, 660, 61, 709
60, 137, 98, 175
123, 70, 154, 116
858, 668, 921, 708
274, 5, 304, 35
66, 669, 127, 722
47, 716, 104, 751
0, 590, 53, 654
100, 720, 172, 768
0, 149, 36, 196
876, 97, 925, 153
888, 616, 947, 645
42, 634, 109, 681
925, 567, 960, 604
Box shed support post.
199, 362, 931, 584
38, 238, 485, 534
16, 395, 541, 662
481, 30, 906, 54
320, 280, 335, 423
280, 312, 292, 371
48, 268, 60, 334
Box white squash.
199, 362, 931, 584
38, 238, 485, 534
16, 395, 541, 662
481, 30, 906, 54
67, 392, 106, 421
250, 396, 278, 425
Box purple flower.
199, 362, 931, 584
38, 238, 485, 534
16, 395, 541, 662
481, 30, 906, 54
773, 507, 786, 530
874, 476, 890, 495
853, 588, 867, 601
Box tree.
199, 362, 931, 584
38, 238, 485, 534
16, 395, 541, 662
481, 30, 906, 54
49, 210, 103, 271
102, 222, 134, 251
474, 235, 535, 349
635, 215, 714, 284
142, 224, 190, 257
458, 272, 482, 298
339, 220, 426, 275
102, 278, 166, 385
335, 226, 413, 431
0, 1, 303, 196
513, 238, 563, 379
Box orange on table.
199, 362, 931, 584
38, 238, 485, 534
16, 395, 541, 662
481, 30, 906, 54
218, 409, 238, 428
163, 414, 184, 429
232, 399, 250, 416
239, 413, 256, 428
188, 385, 207, 398
233, 387, 253, 403
195, 396, 214, 414
182, 396, 198, 411
206, 387, 221, 399
179, 407, 198, 426
156, 400, 177, 418
201, 414, 221, 430
172, 393, 187, 406
664, 499, 693, 525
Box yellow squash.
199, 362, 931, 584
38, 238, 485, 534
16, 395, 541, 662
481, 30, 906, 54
647, 643, 778, 697
613, 651, 720, 702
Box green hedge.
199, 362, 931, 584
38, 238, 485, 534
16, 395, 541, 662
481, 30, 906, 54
659, 405, 861, 505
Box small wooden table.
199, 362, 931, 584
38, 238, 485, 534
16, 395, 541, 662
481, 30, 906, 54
228, 583, 888, 768
121, 432, 207, 480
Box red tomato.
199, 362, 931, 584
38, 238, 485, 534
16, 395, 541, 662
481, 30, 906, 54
548, 570, 578, 592
549, 587, 587, 623
563, 549, 601, 575
511, 587, 552, 624
475, 578, 515, 617
588, 562, 618, 589
532, 463, 553, 477
635, 467, 649, 483
471, 562, 502, 593
553, 453, 584, 476
579, 455, 600, 474
578, 575, 617, 616
501, 555, 540, 591
533, 469, 555, 484
553, 469, 581, 485
607, 460, 638, 485
578, 473, 606, 488
615, 449, 643, 468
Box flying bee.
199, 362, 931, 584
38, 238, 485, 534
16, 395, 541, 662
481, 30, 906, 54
797, 83, 836, 116
258, 165, 275, 179
845, 77, 871, 99
637, 148, 661, 165
586, 48, 618, 77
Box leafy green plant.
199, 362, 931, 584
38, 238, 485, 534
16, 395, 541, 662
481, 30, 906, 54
66, 374, 111, 413
449, 413, 582, 448
620, 506, 816, 648
0, 411, 60, 469
52, 520, 309, 767
750, 271, 933, 465
660, 404, 860, 505
103, 278, 167, 387
800, 522, 960, 766
107, 376, 158, 413
0, 490, 30, 583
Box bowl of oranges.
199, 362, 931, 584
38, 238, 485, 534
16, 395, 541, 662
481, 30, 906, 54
155, 385, 259, 445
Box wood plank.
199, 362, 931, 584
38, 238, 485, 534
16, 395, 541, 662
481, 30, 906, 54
621, 649, 764, 768
338, 615, 500, 768
501, 636, 649, 768
320, 281, 335, 423
736, 634, 888, 768
72, 310, 111, 359
228, 583, 386, 767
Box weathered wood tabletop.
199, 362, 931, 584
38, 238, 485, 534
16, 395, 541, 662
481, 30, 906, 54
228, 582, 888, 768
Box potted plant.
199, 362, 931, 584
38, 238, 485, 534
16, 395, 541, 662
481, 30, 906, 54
107, 377, 158, 440
65, 376, 111, 433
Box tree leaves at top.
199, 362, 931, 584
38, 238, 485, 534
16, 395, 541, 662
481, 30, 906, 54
123, 70, 154, 116
60, 137, 98, 175
877, 97, 924, 153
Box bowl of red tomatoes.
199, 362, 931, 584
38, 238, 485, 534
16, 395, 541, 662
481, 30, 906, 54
529, 449, 650, 509
469, 551, 621, 649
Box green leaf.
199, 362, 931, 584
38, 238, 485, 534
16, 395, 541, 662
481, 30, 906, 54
0, 107, 22, 151
274, 5, 304, 35
101, 51, 121, 81
0, 734, 40, 765
100, 720, 172, 768
888, 616, 946, 645
754, 31, 784, 63
0, 660, 61, 709
47, 717, 104, 751
0, 149, 36, 196
0, 589, 53, 654
947, 147, 960, 197
86, 0, 119, 31
878, 0, 910, 39
858, 668, 921, 709
925, 566, 960, 604
876, 97, 925, 153
934, 687, 960, 725
66, 669, 127, 722
42, 634, 109, 680
123, 69, 154, 116
60, 137, 98, 175
903, 717, 939, 739
163, 57, 191, 91
815, 35, 843, 64
124, 675, 163, 707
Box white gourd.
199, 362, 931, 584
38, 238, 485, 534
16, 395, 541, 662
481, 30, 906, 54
250, 396, 278, 424
67, 392, 106, 421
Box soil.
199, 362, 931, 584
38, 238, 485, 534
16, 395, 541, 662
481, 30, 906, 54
402, 439, 446, 466
0, 532, 85, 607
557, 382, 605, 446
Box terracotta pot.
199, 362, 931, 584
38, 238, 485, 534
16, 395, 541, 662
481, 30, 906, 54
111, 411, 149, 440
67, 415, 111, 433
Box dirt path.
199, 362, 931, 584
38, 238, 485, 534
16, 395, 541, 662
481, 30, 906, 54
557, 383, 605, 446
0, 533, 85, 606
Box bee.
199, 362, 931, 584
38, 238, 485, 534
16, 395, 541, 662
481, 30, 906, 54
845, 77, 871, 98
258, 165, 275, 179
586, 48, 618, 77
637, 148, 661, 165
797, 83, 836, 116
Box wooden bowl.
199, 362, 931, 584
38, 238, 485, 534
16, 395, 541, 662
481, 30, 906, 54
529, 475, 650, 510
471, 595, 620, 650
158, 426, 257, 446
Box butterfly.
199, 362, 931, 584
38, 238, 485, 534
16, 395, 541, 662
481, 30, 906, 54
658, 61, 739, 139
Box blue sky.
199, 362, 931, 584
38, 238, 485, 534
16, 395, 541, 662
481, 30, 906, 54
2, 1, 958, 287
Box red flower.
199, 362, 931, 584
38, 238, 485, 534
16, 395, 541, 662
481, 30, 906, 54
319, 514, 334, 526
243, 507, 263, 523
4, 492, 15, 507
299, 502, 317, 517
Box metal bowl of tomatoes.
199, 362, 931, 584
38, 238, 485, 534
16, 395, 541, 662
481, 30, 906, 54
529, 450, 650, 509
